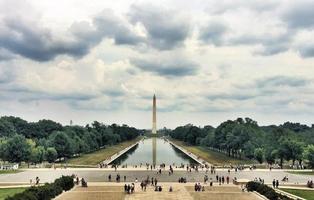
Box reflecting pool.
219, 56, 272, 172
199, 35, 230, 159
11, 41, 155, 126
110, 137, 198, 166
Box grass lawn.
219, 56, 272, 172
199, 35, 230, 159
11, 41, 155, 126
0, 188, 26, 200
171, 139, 256, 166
0, 170, 23, 175
281, 188, 314, 200
286, 171, 314, 175
67, 138, 141, 165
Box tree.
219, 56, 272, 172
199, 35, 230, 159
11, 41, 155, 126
254, 148, 264, 164
0, 140, 7, 161
0, 118, 16, 137
3, 135, 31, 163
49, 132, 73, 159
46, 147, 58, 163
264, 148, 276, 164
243, 141, 255, 159
30, 146, 46, 165
280, 140, 304, 165
304, 145, 314, 168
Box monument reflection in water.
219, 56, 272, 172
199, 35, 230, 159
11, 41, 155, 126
110, 137, 198, 166
152, 137, 156, 165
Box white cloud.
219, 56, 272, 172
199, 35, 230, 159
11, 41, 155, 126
0, 0, 314, 128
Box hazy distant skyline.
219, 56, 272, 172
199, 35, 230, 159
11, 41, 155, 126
0, 0, 314, 128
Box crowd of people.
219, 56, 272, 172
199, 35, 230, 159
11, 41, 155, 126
124, 183, 135, 194
194, 182, 205, 192
215, 175, 230, 185
73, 174, 88, 187
76, 162, 313, 196
272, 179, 280, 188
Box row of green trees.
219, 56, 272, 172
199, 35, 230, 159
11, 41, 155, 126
0, 116, 140, 164
170, 118, 314, 168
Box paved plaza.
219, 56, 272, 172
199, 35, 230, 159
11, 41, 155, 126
0, 168, 313, 185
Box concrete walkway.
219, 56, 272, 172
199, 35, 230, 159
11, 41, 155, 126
0, 168, 313, 185
102, 141, 141, 165
167, 140, 209, 166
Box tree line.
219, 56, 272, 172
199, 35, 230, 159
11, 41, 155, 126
170, 118, 314, 168
0, 116, 140, 164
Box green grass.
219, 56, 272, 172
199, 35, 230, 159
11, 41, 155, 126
281, 188, 314, 200
0, 188, 26, 200
67, 138, 141, 165
171, 139, 256, 166
286, 171, 314, 175
0, 170, 23, 174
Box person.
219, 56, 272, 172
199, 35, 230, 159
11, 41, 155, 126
35, 177, 40, 185
124, 175, 126, 182
135, 178, 138, 183
81, 178, 88, 187
169, 186, 173, 192
204, 175, 208, 184
272, 179, 276, 188
127, 184, 130, 194
140, 181, 144, 191
108, 174, 111, 182
116, 174, 120, 182
131, 183, 135, 193
154, 178, 158, 186
124, 184, 128, 193
76, 176, 79, 185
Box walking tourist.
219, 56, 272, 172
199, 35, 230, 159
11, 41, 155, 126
81, 178, 87, 187
35, 177, 40, 185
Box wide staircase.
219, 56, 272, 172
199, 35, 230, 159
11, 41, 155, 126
185, 185, 259, 200
55, 186, 125, 200
55, 183, 262, 200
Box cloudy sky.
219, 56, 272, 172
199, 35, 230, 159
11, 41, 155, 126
0, 0, 314, 129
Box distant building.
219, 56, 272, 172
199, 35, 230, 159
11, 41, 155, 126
0, 163, 19, 170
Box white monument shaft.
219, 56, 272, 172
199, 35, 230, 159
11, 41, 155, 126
152, 94, 157, 134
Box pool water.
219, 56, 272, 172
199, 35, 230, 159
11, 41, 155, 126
110, 137, 198, 166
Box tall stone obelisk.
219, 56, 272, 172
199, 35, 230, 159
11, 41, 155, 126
152, 94, 157, 134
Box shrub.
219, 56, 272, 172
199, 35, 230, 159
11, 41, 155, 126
5, 176, 74, 200
54, 176, 74, 191
246, 181, 293, 200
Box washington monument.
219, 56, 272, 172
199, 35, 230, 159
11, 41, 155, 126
152, 94, 157, 134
